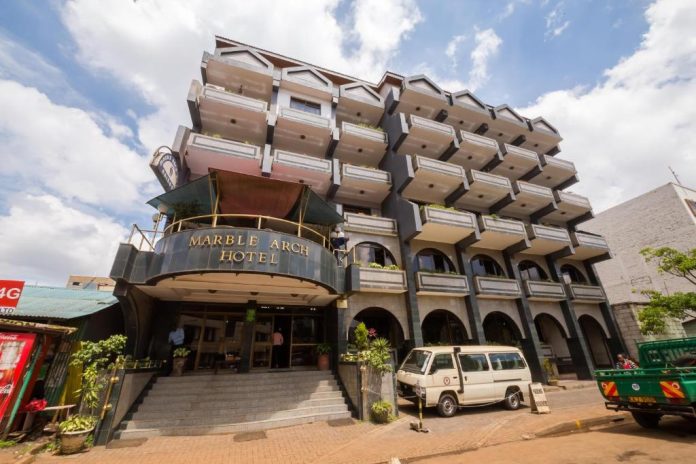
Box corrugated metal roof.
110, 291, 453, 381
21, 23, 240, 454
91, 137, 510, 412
9, 285, 118, 320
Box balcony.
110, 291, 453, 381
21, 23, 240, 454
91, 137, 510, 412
567, 284, 606, 303
202, 47, 274, 102
527, 155, 577, 189
487, 105, 531, 145
190, 82, 268, 146
183, 133, 263, 177
443, 90, 494, 133
454, 170, 512, 212
474, 276, 522, 299
519, 117, 563, 156
415, 272, 469, 297
393, 114, 458, 159
273, 106, 333, 157
401, 155, 466, 204
355, 266, 407, 293
446, 131, 500, 170
542, 191, 593, 223
336, 82, 385, 127
415, 206, 478, 244
334, 122, 388, 167
489, 144, 542, 181
525, 224, 572, 255
571, 232, 610, 260
524, 280, 567, 302
388, 75, 448, 119
266, 149, 333, 194
499, 181, 555, 217
280, 66, 333, 99
476, 215, 528, 250
333, 164, 391, 207
343, 213, 397, 236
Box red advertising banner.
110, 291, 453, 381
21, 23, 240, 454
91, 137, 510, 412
0, 333, 36, 420
0, 281, 25, 315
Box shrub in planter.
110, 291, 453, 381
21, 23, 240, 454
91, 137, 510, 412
172, 347, 191, 377
315, 343, 332, 370
370, 400, 393, 424
58, 415, 97, 454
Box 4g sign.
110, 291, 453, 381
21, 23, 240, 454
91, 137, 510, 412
0, 280, 25, 315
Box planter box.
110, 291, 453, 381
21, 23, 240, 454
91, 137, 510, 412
415, 272, 469, 296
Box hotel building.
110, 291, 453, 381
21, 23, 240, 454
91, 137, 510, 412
110, 36, 624, 384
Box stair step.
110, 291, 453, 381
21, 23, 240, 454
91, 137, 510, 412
117, 411, 353, 439
132, 397, 347, 421
155, 371, 333, 385
141, 385, 340, 404
149, 378, 338, 394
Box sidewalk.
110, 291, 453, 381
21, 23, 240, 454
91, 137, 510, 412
3, 386, 620, 464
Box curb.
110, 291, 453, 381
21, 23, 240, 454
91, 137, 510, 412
535, 412, 629, 437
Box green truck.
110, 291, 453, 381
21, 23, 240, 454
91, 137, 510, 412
596, 337, 696, 428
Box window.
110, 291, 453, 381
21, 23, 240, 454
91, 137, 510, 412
686, 199, 696, 217
458, 354, 489, 372
431, 353, 455, 372
71, 281, 80, 286
290, 97, 321, 115
519, 261, 548, 281
343, 204, 372, 215
560, 264, 587, 284
353, 242, 396, 267
471, 255, 506, 277
489, 352, 527, 370
401, 350, 432, 374
416, 249, 456, 273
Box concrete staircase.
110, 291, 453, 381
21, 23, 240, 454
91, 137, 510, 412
115, 370, 351, 439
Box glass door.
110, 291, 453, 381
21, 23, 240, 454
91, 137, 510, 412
290, 315, 323, 367
252, 316, 273, 369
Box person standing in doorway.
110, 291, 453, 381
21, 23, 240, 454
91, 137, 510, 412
167, 323, 185, 375
272, 328, 284, 368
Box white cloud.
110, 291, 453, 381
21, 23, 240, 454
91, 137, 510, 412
467, 28, 502, 91
500, 0, 531, 20
60, 0, 422, 150
544, 1, 570, 39
0, 80, 153, 213
445, 35, 466, 69
0, 195, 129, 286
520, 0, 696, 212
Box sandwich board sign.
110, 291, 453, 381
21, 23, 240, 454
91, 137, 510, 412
0, 280, 24, 316
529, 382, 550, 414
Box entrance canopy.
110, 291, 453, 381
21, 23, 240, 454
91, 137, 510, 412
147, 170, 343, 225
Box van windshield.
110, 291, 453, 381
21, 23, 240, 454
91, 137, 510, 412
400, 350, 432, 374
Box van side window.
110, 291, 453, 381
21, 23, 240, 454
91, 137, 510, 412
489, 352, 527, 370
432, 354, 455, 371
458, 354, 489, 372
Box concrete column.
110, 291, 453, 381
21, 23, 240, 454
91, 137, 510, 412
397, 239, 424, 347
545, 255, 595, 379
238, 300, 257, 373
454, 247, 486, 344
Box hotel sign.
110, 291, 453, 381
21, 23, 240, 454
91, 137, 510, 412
188, 233, 309, 265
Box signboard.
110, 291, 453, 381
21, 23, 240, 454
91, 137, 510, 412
528, 382, 550, 414
0, 280, 25, 315
0, 333, 37, 420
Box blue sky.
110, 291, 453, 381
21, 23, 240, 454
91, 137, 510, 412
0, 0, 694, 285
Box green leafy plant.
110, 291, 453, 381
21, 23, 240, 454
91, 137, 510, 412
365, 338, 393, 374
423, 203, 456, 211
542, 358, 558, 381
58, 415, 97, 433
368, 262, 384, 269
315, 343, 332, 355
370, 400, 394, 423
70, 335, 127, 371
357, 122, 384, 132
354, 322, 370, 352
173, 347, 191, 358
0, 440, 16, 449
383, 264, 400, 271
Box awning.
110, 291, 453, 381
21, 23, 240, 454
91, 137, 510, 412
10, 286, 119, 320
146, 170, 343, 226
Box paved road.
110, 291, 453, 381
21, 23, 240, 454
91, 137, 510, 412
419, 416, 696, 464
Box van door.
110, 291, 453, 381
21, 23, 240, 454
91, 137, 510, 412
457, 353, 495, 404
427, 353, 459, 404
488, 352, 529, 398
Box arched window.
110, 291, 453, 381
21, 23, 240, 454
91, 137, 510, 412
560, 264, 587, 284
471, 254, 506, 277
352, 242, 396, 267
416, 248, 456, 273
519, 260, 548, 281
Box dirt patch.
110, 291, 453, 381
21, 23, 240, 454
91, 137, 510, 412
616, 450, 651, 461
107, 438, 148, 449
327, 418, 355, 427
233, 431, 267, 442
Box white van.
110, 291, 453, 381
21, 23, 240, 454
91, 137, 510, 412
396, 345, 532, 417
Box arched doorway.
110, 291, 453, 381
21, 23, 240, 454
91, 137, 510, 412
579, 315, 612, 368
349, 242, 396, 267
415, 249, 457, 273
534, 314, 573, 374
349, 308, 405, 358
483, 312, 522, 346
561, 264, 587, 284
421, 310, 468, 346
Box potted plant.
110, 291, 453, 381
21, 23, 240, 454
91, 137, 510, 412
172, 347, 191, 376
543, 358, 559, 386
316, 343, 332, 370
370, 400, 393, 424
58, 415, 97, 454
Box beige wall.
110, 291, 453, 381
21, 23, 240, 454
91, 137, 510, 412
477, 299, 524, 334
416, 295, 471, 338
344, 292, 410, 340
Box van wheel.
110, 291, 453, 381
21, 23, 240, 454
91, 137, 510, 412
631, 411, 661, 428
437, 394, 458, 417
503, 389, 521, 410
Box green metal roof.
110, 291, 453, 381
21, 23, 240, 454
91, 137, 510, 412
10, 286, 118, 320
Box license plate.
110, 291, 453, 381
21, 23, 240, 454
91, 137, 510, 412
628, 396, 656, 404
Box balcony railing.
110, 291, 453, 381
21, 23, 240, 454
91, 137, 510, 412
474, 276, 522, 299
567, 284, 606, 303
200, 85, 268, 113
415, 272, 469, 296
556, 191, 592, 209
357, 267, 407, 293
277, 106, 331, 129
524, 280, 566, 301
343, 213, 397, 236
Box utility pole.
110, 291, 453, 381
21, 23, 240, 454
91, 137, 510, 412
668, 166, 682, 186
